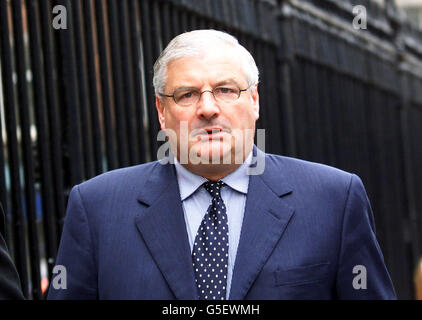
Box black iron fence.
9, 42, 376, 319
0, 0, 421, 299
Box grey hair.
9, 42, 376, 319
153, 29, 259, 95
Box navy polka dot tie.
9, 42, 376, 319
192, 180, 229, 300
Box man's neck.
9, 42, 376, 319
182, 163, 242, 181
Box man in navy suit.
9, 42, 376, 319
48, 30, 396, 299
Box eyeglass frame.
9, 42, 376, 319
158, 83, 253, 106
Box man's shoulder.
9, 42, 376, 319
76, 160, 162, 193
265, 152, 352, 176
262, 153, 368, 215
263, 152, 356, 189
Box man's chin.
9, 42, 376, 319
189, 143, 232, 165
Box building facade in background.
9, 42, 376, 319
397, 0, 422, 28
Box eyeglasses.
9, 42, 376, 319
159, 84, 251, 106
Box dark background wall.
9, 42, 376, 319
0, 0, 421, 299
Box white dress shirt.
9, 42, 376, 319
174, 153, 251, 299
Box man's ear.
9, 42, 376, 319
155, 95, 166, 130
250, 84, 259, 120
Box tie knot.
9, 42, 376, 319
203, 180, 225, 197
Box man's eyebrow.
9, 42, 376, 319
170, 79, 241, 91
215, 79, 239, 86
172, 86, 198, 92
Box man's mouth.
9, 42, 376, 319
205, 128, 222, 134
196, 127, 228, 140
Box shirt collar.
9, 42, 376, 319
174, 152, 252, 201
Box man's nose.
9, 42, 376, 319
196, 91, 220, 120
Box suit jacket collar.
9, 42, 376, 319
135, 147, 294, 300
229, 147, 295, 299
173, 151, 253, 201
135, 162, 197, 299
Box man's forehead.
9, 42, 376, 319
166, 53, 246, 84
166, 74, 247, 91
169, 78, 245, 91
168, 47, 239, 66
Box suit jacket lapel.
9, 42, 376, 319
229, 151, 295, 300
134, 161, 197, 300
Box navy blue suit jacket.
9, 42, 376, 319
48, 149, 396, 299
